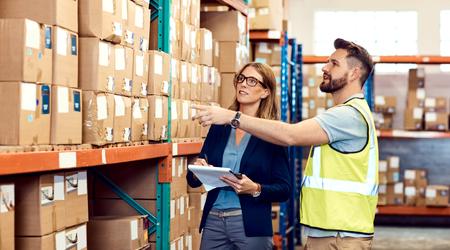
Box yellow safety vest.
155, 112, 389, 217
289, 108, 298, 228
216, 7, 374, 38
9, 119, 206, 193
300, 97, 379, 234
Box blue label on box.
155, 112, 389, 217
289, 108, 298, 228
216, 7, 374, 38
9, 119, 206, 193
41, 85, 50, 114
73, 91, 81, 112
45, 26, 52, 49
71, 34, 77, 55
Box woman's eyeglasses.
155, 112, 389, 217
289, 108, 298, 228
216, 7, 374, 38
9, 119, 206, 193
235, 74, 263, 87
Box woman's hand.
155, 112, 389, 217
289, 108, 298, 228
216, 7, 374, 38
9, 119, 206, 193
193, 158, 211, 167
220, 174, 259, 195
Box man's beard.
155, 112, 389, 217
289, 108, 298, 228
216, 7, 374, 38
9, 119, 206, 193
320, 73, 348, 93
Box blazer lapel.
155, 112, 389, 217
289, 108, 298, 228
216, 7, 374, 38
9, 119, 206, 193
217, 125, 232, 167
239, 135, 259, 172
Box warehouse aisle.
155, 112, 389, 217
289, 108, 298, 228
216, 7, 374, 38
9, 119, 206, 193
373, 226, 450, 250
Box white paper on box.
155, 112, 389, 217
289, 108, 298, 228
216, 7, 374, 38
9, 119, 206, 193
130, 219, 138, 240
426, 188, 436, 198
417, 68, 425, 78
187, 235, 192, 250
78, 171, 88, 195
178, 159, 182, 177
171, 59, 178, 78
114, 95, 125, 117
133, 99, 142, 119
375, 96, 386, 106
178, 239, 183, 250
155, 97, 163, 118
56, 27, 68, 56
425, 98, 436, 108
425, 112, 437, 122
0, 185, 14, 213
41, 186, 54, 205
25, 19, 40, 49
121, 0, 128, 20
106, 127, 113, 141
416, 88, 426, 99
180, 196, 185, 215
389, 156, 400, 169
135, 6, 144, 28
107, 76, 115, 91
379, 160, 387, 172
413, 108, 423, 119
170, 242, 176, 250
302, 86, 309, 98
57, 87, 70, 113
181, 64, 188, 82
162, 81, 169, 94
170, 199, 175, 219
378, 185, 386, 194
141, 83, 148, 96
184, 25, 190, 43
115, 47, 126, 70
258, 7, 270, 15
113, 23, 123, 36
123, 127, 131, 141
172, 158, 176, 177
191, 65, 198, 84
66, 228, 78, 249
66, 173, 78, 193
405, 187, 416, 196
124, 78, 132, 92
21, 83, 37, 111
405, 170, 416, 180
102, 0, 115, 13
77, 225, 87, 250
135, 55, 144, 76
154, 54, 163, 75
211, 69, 216, 83
170, 18, 176, 40
215, 42, 219, 57
182, 101, 189, 120
172, 143, 178, 156
99, 42, 110, 66
97, 95, 108, 120
59, 152, 77, 168
55, 231, 66, 250
203, 67, 209, 83
171, 101, 178, 120
394, 183, 403, 194
54, 175, 65, 201
204, 31, 212, 50
190, 30, 197, 49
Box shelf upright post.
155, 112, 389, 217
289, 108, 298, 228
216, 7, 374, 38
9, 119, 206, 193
364, 68, 375, 111
153, 0, 172, 249
295, 43, 304, 246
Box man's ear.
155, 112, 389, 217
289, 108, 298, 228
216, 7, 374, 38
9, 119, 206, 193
350, 67, 361, 82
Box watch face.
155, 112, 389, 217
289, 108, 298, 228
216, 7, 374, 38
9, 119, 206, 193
231, 118, 240, 128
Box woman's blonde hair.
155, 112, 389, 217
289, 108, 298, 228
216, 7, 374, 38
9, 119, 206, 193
229, 62, 279, 120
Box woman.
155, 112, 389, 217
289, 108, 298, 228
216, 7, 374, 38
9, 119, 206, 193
187, 62, 291, 249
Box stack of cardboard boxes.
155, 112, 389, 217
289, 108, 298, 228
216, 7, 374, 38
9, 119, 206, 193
374, 96, 396, 129
201, 8, 249, 109
301, 71, 334, 120
11, 171, 88, 250
248, 0, 283, 31
0, 182, 14, 249
0, 0, 81, 146
405, 68, 449, 131
187, 164, 207, 250
378, 156, 403, 205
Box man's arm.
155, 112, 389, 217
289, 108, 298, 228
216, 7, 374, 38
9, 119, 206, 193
192, 105, 329, 146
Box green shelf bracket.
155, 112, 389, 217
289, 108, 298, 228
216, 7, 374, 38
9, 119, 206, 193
91, 168, 157, 235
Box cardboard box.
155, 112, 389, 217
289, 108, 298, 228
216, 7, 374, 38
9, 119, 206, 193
404, 185, 417, 206
50, 86, 82, 144
387, 156, 400, 184
378, 160, 388, 184
64, 171, 88, 229
408, 68, 425, 90
199, 28, 213, 66
170, 197, 180, 241
15, 173, 65, 236
407, 88, 426, 107
218, 42, 248, 73
0, 19, 52, 84
130, 2, 150, 52
115, 45, 134, 96
169, 17, 181, 60
190, 101, 202, 138
113, 95, 132, 142
0, 83, 51, 145
79, 0, 122, 44
148, 50, 171, 96
219, 73, 236, 108
0, 0, 78, 33
200, 66, 213, 102
79, 38, 115, 93
16, 224, 87, 250
178, 100, 192, 138
378, 184, 387, 205
254, 42, 272, 65
0, 183, 14, 250
375, 96, 396, 114
249, 1, 283, 31
387, 182, 404, 205
171, 0, 180, 20
148, 95, 169, 141
190, 0, 200, 27
172, 58, 181, 99
188, 228, 202, 250
374, 113, 393, 130
426, 185, 449, 207
82, 92, 114, 145
200, 11, 247, 43
120, 0, 133, 48
213, 40, 220, 68
425, 97, 448, 112
190, 27, 200, 64
88, 216, 148, 250
52, 26, 78, 88
272, 205, 280, 233
404, 107, 423, 130
424, 112, 448, 131
190, 64, 201, 101
199, 102, 213, 138
180, 0, 190, 23
179, 61, 191, 100
404, 169, 428, 187
180, 21, 193, 62
16, 233, 54, 250
171, 99, 180, 139
131, 97, 149, 141
211, 68, 220, 103
133, 50, 149, 97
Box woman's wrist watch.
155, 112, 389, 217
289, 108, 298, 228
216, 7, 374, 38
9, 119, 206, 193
230, 111, 241, 129
252, 183, 261, 197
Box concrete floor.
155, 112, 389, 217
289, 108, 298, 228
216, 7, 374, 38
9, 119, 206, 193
296, 226, 450, 250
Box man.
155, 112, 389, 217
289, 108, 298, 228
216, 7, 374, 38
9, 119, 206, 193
193, 38, 378, 250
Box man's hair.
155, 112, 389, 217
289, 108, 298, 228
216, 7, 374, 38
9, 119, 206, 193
334, 38, 373, 87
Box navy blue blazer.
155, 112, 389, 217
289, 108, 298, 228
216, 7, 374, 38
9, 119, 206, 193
187, 124, 291, 237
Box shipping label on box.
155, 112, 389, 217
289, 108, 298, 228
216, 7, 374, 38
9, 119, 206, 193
132, 50, 149, 97
148, 50, 171, 96
82, 92, 115, 145
148, 95, 168, 141
115, 45, 134, 96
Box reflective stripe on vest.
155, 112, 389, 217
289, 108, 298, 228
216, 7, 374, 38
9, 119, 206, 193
302, 100, 378, 196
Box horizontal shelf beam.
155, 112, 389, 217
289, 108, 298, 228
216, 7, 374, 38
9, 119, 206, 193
173, 142, 203, 156
249, 30, 282, 41
0, 143, 170, 176
303, 55, 450, 64
377, 130, 450, 139
377, 205, 450, 216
